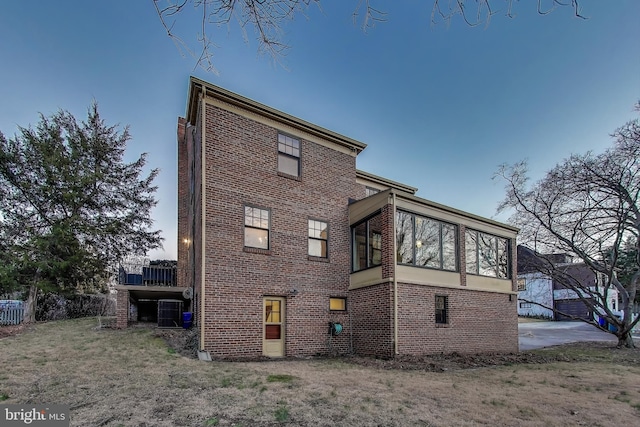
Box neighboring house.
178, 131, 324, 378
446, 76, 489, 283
517, 245, 619, 321
117, 77, 520, 358
516, 272, 554, 319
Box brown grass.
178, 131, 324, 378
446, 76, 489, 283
1, 318, 640, 426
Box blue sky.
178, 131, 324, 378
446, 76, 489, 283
1, 1, 638, 260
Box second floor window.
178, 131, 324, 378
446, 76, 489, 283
244, 206, 270, 249
308, 219, 328, 258
278, 133, 300, 177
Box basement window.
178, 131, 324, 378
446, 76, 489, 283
329, 298, 346, 311
435, 295, 448, 324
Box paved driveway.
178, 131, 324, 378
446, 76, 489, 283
518, 321, 618, 351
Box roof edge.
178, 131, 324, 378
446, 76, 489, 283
390, 189, 519, 233
356, 170, 418, 194
186, 77, 367, 153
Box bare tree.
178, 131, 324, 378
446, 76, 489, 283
496, 104, 640, 348
153, 0, 585, 73
431, 0, 585, 27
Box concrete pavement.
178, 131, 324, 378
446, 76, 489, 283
518, 321, 619, 351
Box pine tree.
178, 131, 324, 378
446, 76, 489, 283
0, 103, 163, 321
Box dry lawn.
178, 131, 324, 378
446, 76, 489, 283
1, 318, 640, 427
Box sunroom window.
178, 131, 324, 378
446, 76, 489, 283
395, 210, 458, 271
352, 212, 382, 272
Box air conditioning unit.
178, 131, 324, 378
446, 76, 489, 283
158, 299, 183, 328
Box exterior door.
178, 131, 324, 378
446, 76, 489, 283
263, 297, 285, 357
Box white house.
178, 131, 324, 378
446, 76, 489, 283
517, 246, 619, 321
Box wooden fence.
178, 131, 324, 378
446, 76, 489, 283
0, 307, 25, 326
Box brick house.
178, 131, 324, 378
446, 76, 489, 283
141, 77, 519, 358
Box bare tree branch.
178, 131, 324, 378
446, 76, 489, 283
153, 0, 590, 73
353, 0, 387, 31
496, 103, 640, 347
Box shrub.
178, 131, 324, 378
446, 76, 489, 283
36, 293, 115, 321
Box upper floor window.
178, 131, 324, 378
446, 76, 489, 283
352, 212, 382, 272
244, 205, 270, 249
308, 219, 328, 258
465, 229, 510, 278
278, 133, 300, 177
395, 211, 458, 271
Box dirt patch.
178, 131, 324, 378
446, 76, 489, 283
153, 325, 199, 358
0, 323, 29, 339
152, 325, 566, 370
152, 322, 634, 372
345, 351, 570, 371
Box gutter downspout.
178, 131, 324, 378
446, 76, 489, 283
392, 191, 399, 355
199, 88, 207, 351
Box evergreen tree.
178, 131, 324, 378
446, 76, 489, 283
0, 103, 162, 321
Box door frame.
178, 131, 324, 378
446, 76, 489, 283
262, 296, 286, 357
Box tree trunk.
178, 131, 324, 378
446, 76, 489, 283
23, 285, 38, 323
617, 331, 635, 348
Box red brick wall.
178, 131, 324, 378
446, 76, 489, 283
459, 224, 468, 286
177, 95, 518, 358
348, 281, 518, 357
177, 108, 203, 323
177, 118, 187, 290
116, 289, 129, 329
396, 283, 519, 354
349, 282, 395, 358
510, 237, 518, 292
200, 103, 358, 358
193, 110, 203, 326
380, 204, 395, 280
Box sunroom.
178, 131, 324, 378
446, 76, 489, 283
347, 189, 519, 357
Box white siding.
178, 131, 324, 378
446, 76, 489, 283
517, 273, 553, 318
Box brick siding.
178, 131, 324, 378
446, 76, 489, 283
396, 283, 518, 354
349, 282, 395, 358
177, 118, 188, 290
176, 84, 519, 359
199, 103, 358, 358
116, 289, 129, 328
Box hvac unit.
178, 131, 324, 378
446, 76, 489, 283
157, 299, 183, 328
